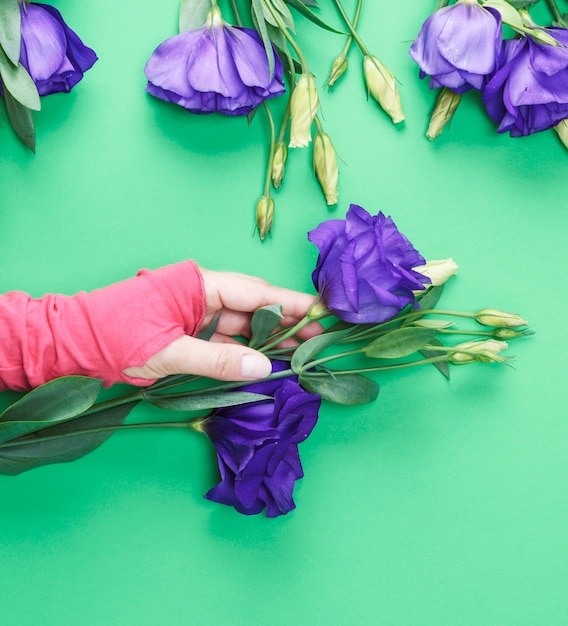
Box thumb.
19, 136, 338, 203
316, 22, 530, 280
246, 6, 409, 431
123, 335, 273, 382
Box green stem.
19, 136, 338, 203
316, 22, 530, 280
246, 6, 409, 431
335, 0, 362, 58
263, 2, 310, 71
262, 101, 276, 196
258, 309, 329, 353
332, 0, 370, 55
545, 0, 564, 24
0, 420, 197, 450
78, 388, 144, 418
306, 354, 451, 376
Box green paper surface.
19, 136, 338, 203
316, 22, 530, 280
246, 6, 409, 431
1, 1, 567, 624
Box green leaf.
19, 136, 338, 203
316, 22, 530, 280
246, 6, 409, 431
198, 311, 220, 341
179, 0, 210, 32
363, 328, 438, 359
0, 45, 40, 110
147, 391, 272, 411
420, 338, 450, 380
3, 86, 35, 152
250, 304, 282, 348
0, 401, 138, 475
299, 372, 379, 405
0, 0, 21, 65
0, 376, 102, 444
415, 284, 445, 312
261, 0, 295, 30
481, 0, 524, 29
251, 0, 275, 77
285, 0, 343, 33
291, 328, 349, 373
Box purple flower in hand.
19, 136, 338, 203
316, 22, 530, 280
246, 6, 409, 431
199, 364, 320, 517
409, 0, 502, 93
483, 28, 568, 136
144, 7, 285, 116
10, 3, 97, 96
308, 204, 429, 324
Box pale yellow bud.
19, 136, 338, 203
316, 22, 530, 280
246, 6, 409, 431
256, 195, 274, 240
289, 74, 319, 148
449, 339, 509, 365
554, 119, 568, 150
414, 258, 458, 287
313, 131, 338, 205
271, 141, 288, 189
528, 28, 561, 46
327, 53, 348, 87
475, 309, 528, 328
363, 55, 404, 124
426, 87, 462, 140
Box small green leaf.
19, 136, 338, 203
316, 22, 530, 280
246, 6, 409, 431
0, 376, 102, 444
3, 86, 35, 152
420, 338, 450, 380
261, 0, 295, 31
0, 401, 137, 475
251, 0, 275, 77
482, 0, 524, 29
198, 312, 220, 341
415, 284, 445, 312
250, 304, 282, 348
0, 0, 21, 65
291, 328, 349, 373
363, 328, 438, 359
148, 391, 272, 411
300, 372, 379, 405
0, 46, 40, 111
179, 0, 210, 32
285, 0, 344, 33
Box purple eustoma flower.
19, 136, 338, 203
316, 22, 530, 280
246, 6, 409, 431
308, 204, 429, 324
13, 2, 97, 95
200, 363, 320, 517
409, 0, 502, 93
483, 28, 568, 136
144, 7, 285, 116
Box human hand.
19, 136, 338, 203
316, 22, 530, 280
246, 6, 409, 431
123, 267, 323, 382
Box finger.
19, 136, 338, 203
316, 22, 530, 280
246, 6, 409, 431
123, 335, 272, 382
199, 267, 318, 319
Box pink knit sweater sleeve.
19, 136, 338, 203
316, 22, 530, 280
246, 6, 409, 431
0, 260, 206, 391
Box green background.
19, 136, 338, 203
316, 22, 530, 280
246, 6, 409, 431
1, 1, 566, 624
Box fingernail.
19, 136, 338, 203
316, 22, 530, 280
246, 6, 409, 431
241, 354, 272, 379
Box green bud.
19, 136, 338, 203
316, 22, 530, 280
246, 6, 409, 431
475, 309, 528, 328
327, 53, 348, 87
289, 73, 319, 148
256, 194, 274, 240
449, 339, 509, 365
271, 141, 288, 189
554, 119, 568, 150
313, 131, 339, 205
426, 87, 462, 140
493, 328, 533, 340
528, 28, 561, 46
363, 55, 404, 124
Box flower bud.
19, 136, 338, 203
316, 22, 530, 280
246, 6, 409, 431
475, 309, 528, 328
493, 328, 533, 340
554, 119, 568, 150
528, 28, 561, 47
313, 131, 338, 205
327, 53, 348, 87
256, 194, 274, 240
426, 87, 462, 140
271, 141, 287, 189
449, 339, 509, 365
363, 55, 404, 124
289, 73, 319, 148
414, 258, 458, 287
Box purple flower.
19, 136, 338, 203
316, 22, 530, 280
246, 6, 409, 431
483, 28, 568, 136
308, 204, 429, 324
10, 3, 97, 96
409, 1, 502, 93
201, 363, 320, 517
144, 7, 285, 116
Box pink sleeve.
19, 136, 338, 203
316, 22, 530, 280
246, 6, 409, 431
0, 260, 206, 391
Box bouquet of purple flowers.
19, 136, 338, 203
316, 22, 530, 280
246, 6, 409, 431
0, 205, 532, 517
410, 0, 568, 141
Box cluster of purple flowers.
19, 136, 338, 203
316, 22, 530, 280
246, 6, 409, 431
409, 0, 568, 137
